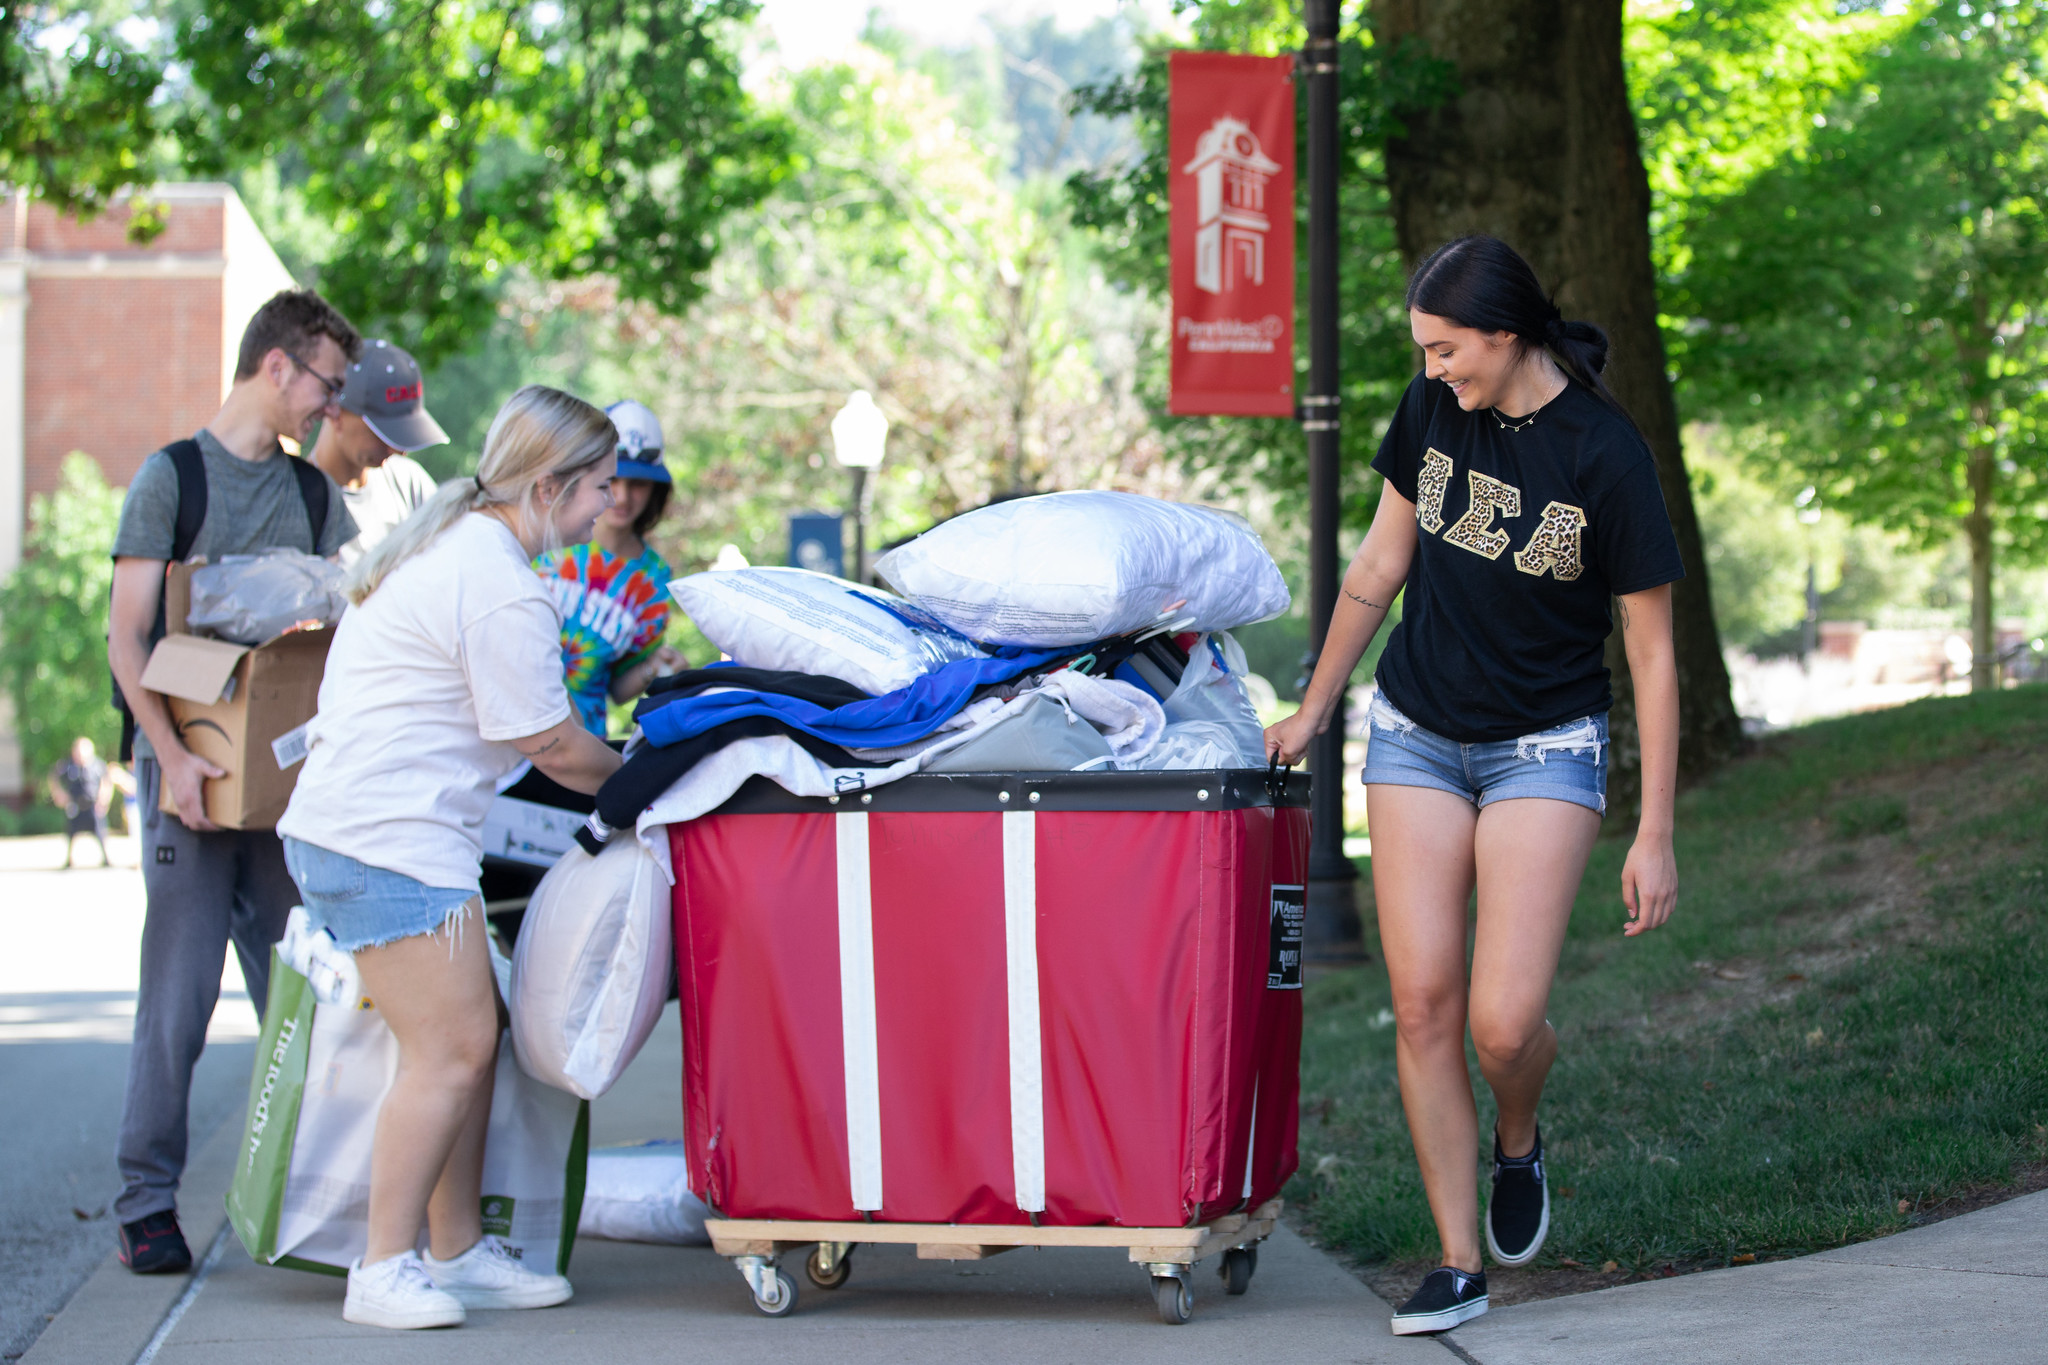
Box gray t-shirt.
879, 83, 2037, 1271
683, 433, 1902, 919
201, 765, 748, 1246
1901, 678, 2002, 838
112, 429, 357, 759
337, 454, 440, 568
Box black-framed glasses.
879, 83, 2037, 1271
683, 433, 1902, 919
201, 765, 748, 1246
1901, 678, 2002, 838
285, 350, 346, 401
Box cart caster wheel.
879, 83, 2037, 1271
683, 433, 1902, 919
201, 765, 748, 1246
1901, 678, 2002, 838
1153, 1274, 1192, 1325
805, 1243, 853, 1289
1220, 1246, 1256, 1295
751, 1268, 799, 1317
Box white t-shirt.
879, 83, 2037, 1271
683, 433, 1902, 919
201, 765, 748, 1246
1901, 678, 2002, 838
279, 513, 572, 889
337, 454, 440, 568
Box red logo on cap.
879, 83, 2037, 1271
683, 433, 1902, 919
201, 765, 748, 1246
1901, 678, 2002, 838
385, 382, 421, 404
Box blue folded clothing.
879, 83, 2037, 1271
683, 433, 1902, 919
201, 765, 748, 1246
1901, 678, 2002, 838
634, 648, 1070, 751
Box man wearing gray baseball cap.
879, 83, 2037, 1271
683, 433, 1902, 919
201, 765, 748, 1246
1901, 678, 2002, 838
310, 338, 451, 566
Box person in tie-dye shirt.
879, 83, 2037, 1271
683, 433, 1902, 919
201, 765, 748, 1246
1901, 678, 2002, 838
535, 400, 683, 734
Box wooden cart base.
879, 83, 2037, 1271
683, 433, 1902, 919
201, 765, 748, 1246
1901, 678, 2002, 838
704, 1199, 1281, 1324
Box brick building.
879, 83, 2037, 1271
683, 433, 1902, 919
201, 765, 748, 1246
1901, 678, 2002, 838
0, 184, 297, 798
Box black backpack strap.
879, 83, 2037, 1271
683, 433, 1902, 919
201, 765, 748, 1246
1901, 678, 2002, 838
165, 439, 207, 564
287, 454, 331, 552
114, 438, 207, 762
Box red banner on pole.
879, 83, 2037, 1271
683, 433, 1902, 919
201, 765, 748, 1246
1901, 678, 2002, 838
1168, 51, 1297, 418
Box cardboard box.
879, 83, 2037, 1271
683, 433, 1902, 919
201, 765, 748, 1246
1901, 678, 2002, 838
140, 561, 333, 830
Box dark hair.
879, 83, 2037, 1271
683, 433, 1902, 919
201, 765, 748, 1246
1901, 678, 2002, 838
1405, 235, 1635, 429
234, 290, 363, 380
630, 478, 672, 538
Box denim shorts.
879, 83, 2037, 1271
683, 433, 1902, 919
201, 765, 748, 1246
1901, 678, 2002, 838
1360, 691, 1608, 816
281, 837, 478, 952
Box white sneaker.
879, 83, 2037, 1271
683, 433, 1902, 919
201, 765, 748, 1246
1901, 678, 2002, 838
422, 1236, 574, 1310
344, 1252, 466, 1330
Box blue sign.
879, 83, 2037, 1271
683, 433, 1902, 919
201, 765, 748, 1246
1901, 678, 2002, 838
788, 511, 845, 577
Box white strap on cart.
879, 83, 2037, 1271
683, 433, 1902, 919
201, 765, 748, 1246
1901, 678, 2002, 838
835, 813, 885, 1212
1003, 811, 1046, 1214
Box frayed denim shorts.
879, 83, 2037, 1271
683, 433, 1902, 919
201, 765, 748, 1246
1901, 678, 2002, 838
1360, 691, 1609, 816
281, 836, 477, 952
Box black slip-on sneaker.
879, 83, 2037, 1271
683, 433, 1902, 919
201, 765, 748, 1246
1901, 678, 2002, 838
118, 1210, 193, 1275
1390, 1266, 1489, 1335
1486, 1124, 1550, 1267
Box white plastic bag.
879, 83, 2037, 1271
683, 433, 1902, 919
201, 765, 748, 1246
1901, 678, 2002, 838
276, 905, 361, 1009
576, 1141, 710, 1246
187, 549, 346, 645
1122, 633, 1265, 768
669, 566, 985, 696
510, 837, 671, 1100
874, 492, 1290, 647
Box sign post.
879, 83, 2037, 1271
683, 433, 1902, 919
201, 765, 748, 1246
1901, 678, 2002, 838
1299, 0, 1362, 957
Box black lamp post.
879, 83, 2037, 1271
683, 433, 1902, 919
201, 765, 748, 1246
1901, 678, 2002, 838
1301, 0, 1363, 958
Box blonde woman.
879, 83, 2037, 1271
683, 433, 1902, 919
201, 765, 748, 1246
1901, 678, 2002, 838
276, 386, 625, 1330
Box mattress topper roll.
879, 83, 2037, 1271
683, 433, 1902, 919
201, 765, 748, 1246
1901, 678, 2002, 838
668, 566, 987, 697
873, 491, 1290, 648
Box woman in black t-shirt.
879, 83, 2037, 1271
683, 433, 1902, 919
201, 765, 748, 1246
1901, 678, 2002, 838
1267, 236, 1682, 1336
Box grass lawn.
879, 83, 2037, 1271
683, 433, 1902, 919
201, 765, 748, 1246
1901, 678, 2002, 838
1289, 685, 2048, 1304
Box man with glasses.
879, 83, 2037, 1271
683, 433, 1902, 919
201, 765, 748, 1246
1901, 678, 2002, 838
106, 290, 362, 1274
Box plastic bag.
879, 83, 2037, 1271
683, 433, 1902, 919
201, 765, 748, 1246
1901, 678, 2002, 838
509, 836, 671, 1100
1151, 632, 1266, 765
669, 566, 985, 697
187, 549, 346, 645
874, 491, 1290, 647
276, 905, 360, 1009
1123, 720, 1246, 770
576, 1141, 710, 1246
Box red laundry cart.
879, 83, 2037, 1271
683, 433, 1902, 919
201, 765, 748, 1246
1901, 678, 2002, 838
667, 767, 1310, 1324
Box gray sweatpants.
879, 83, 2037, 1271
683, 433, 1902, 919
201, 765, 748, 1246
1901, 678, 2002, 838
114, 759, 298, 1222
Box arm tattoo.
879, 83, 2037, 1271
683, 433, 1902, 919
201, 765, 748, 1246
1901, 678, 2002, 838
1344, 587, 1387, 611
1616, 597, 1633, 629
521, 735, 563, 758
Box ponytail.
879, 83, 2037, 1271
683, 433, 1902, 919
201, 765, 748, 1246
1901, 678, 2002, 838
345, 385, 616, 604
1406, 235, 1641, 434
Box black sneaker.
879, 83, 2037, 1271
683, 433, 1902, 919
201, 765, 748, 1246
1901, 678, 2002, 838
118, 1210, 193, 1274
1390, 1265, 1488, 1335
1486, 1124, 1550, 1267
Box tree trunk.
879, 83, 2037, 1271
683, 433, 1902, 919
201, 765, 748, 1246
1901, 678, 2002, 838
1964, 429, 1995, 692
1370, 0, 1744, 793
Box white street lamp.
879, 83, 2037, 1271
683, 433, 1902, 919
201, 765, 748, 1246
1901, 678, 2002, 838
831, 391, 889, 582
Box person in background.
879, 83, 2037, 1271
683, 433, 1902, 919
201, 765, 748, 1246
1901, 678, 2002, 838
277, 385, 624, 1331
534, 399, 682, 736
47, 736, 112, 869
310, 338, 448, 566
106, 289, 359, 1275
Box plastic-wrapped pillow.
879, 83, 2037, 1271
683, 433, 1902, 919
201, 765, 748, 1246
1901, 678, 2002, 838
669, 566, 985, 697
874, 491, 1290, 648
509, 836, 670, 1100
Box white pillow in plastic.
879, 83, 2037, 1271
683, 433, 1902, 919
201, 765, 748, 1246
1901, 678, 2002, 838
509, 837, 670, 1100
669, 566, 985, 696
874, 491, 1290, 647
576, 1141, 711, 1246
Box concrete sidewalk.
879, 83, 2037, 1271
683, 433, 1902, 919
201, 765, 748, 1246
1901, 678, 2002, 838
22, 998, 2046, 1364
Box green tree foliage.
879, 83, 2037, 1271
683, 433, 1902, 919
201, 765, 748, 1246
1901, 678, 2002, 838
1064, 1, 1453, 530
173, 0, 793, 361
0, 453, 124, 781
0, 3, 167, 232
4, 2, 790, 359
1673, 0, 2048, 684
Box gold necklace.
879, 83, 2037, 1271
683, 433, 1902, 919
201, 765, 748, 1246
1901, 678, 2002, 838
1492, 408, 1537, 433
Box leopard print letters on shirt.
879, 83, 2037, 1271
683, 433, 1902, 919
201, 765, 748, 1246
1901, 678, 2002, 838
1413, 451, 1587, 580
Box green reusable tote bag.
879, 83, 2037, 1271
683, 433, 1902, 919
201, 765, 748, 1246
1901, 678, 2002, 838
225, 950, 318, 1267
